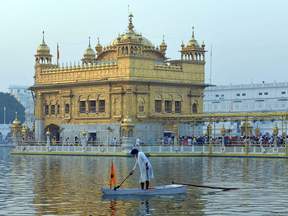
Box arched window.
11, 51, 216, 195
122, 129, 126, 137
65, 104, 70, 114
192, 103, 197, 114
16, 130, 21, 137
128, 129, 132, 137
45, 105, 49, 115
57, 105, 60, 114
51, 105, 55, 115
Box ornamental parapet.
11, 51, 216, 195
41, 60, 118, 73
37, 60, 118, 85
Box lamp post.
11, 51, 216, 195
82, 128, 87, 152
273, 124, 279, 154
221, 124, 226, 153
4, 107, 6, 124
207, 121, 212, 154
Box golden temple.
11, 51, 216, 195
29, 13, 209, 142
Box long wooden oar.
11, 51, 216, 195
172, 181, 238, 191
114, 173, 131, 190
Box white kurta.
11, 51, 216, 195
132, 152, 154, 183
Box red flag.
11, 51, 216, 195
57, 43, 60, 65
110, 162, 116, 189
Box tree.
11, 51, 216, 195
0, 92, 25, 124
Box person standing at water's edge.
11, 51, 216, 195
130, 149, 154, 190
136, 137, 141, 146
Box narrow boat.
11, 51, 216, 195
100, 184, 187, 195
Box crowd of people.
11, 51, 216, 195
19, 133, 288, 148
0, 136, 10, 144
150, 134, 288, 147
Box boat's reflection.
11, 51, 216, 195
102, 194, 187, 215
102, 193, 187, 201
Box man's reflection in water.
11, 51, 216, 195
109, 200, 117, 216
140, 198, 152, 215
108, 198, 152, 216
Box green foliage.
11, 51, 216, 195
0, 92, 25, 124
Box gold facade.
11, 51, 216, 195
30, 14, 209, 141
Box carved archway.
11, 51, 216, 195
45, 124, 60, 141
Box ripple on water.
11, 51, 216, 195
0, 151, 288, 214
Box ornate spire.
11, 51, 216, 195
128, 13, 134, 30
192, 27, 194, 38
42, 31, 45, 43
13, 112, 20, 125
160, 35, 167, 53
181, 40, 185, 48
95, 37, 102, 54
202, 40, 205, 48
88, 36, 91, 48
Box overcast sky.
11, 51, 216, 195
1, 0, 287, 92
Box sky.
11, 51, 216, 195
0, 0, 287, 92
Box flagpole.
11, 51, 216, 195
57, 43, 59, 65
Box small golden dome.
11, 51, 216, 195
187, 39, 199, 47
13, 113, 20, 125
160, 41, 167, 48
202, 40, 205, 48
37, 43, 50, 53
123, 116, 132, 124
187, 27, 199, 48
37, 31, 50, 53
181, 40, 185, 48
83, 37, 95, 58
160, 35, 167, 52
95, 37, 102, 53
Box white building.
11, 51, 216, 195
8, 85, 34, 127
203, 81, 288, 137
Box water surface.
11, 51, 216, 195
1, 147, 288, 215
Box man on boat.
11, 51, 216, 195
130, 149, 154, 190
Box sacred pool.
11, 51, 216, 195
1, 146, 288, 215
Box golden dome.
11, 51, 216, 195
160, 36, 167, 51
160, 41, 167, 48
181, 40, 185, 48
187, 27, 199, 48
13, 113, 20, 125
37, 31, 50, 53
187, 39, 199, 47
95, 37, 102, 53
83, 37, 95, 58
110, 13, 153, 47
123, 116, 132, 124
110, 32, 153, 47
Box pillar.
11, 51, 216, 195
82, 128, 87, 152
273, 124, 279, 154
46, 128, 51, 151
221, 124, 226, 153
